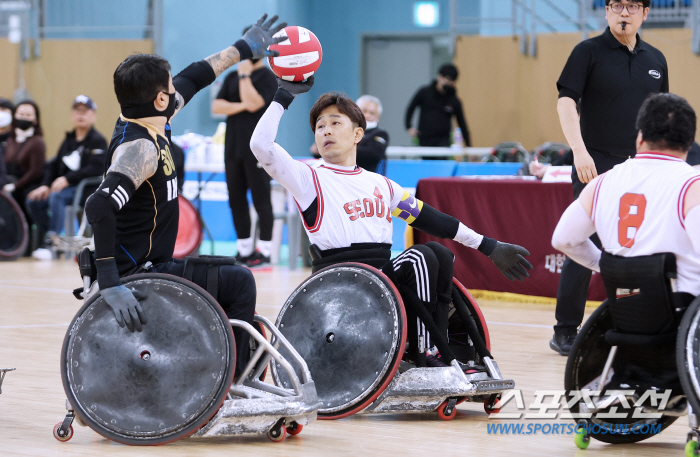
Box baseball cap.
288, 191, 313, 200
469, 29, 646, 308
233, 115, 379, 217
72, 95, 96, 110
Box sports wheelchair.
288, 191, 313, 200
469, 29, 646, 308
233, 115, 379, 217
272, 262, 514, 420
564, 251, 700, 455
54, 248, 319, 445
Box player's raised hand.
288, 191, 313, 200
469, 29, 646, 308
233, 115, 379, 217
239, 14, 288, 59
277, 75, 314, 98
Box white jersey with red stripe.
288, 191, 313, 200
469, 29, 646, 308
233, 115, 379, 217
300, 163, 403, 250
592, 151, 700, 294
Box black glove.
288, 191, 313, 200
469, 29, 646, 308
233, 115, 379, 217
479, 237, 533, 281
273, 76, 315, 109
100, 285, 147, 332
234, 14, 287, 60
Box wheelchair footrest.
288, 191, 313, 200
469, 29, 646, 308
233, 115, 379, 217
193, 388, 319, 437
362, 363, 515, 414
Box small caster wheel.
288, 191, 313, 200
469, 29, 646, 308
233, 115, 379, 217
686, 440, 699, 457
53, 423, 73, 442
484, 394, 501, 414
267, 424, 287, 442
437, 400, 457, 421
286, 421, 303, 436
575, 424, 590, 450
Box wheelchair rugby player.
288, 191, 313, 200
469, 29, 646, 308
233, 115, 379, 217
552, 93, 700, 452
55, 14, 319, 445
249, 76, 532, 419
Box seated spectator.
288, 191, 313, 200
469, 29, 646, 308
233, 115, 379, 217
2, 100, 46, 242
356, 95, 389, 174
0, 97, 14, 188
26, 95, 107, 259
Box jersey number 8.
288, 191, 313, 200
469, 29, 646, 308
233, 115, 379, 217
618, 192, 647, 248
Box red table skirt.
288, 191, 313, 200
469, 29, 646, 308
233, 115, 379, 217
413, 177, 606, 301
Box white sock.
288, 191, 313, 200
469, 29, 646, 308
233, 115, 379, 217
257, 240, 272, 257
237, 237, 254, 257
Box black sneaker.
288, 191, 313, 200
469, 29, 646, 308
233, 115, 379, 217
234, 253, 249, 265
246, 251, 270, 267
549, 331, 577, 356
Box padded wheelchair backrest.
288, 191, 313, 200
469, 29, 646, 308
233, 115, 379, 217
599, 251, 677, 335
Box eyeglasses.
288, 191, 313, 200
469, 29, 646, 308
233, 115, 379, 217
609, 2, 643, 14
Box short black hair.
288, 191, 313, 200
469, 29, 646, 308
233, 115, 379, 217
605, 0, 651, 8
113, 53, 171, 106
310, 92, 366, 132
636, 93, 696, 152
438, 63, 458, 81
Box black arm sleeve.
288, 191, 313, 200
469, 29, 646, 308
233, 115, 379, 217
85, 172, 136, 262
173, 60, 217, 105
409, 203, 460, 239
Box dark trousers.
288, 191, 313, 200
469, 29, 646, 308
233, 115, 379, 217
225, 155, 273, 241
554, 149, 630, 334
151, 259, 257, 376
383, 241, 455, 364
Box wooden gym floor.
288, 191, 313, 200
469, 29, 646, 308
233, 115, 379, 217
0, 259, 690, 456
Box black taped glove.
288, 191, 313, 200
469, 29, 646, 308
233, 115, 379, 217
100, 285, 147, 332
479, 237, 532, 281
273, 76, 315, 109
234, 14, 287, 60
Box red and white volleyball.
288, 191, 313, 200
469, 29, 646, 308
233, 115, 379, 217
267, 26, 322, 82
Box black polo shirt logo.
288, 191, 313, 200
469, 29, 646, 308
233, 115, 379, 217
649, 70, 661, 79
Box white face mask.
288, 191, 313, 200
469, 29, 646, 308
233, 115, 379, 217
365, 121, 378, 130
0, 111, 11, 128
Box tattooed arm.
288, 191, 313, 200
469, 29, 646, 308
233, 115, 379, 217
109, 139, 159, 187
171, 14, 285, 120
205, 46, 242, 78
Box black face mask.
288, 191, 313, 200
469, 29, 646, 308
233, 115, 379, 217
442, 85, 456, 97
121, 91, 179, 122
14, 119, 35, 131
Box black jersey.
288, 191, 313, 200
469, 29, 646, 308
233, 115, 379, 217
105, 117, 179, 274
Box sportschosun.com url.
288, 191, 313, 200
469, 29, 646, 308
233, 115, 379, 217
486, 422, 662, 435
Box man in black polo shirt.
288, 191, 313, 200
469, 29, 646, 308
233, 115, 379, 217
550, 0, 668, 356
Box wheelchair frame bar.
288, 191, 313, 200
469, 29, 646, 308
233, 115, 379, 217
229, 316, 313, 399
254, 314, 314, 384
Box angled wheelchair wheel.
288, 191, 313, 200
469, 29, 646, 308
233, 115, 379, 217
272, 263, 407, 419
173, 196, 203, 259
677, 295, 700, 416
61, 273, 236, 445
449, 278, 491, 364
0, 192, 29, 261
565, 300, 677, 444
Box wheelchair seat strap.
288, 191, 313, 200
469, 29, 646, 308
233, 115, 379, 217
206, 265, 219, 302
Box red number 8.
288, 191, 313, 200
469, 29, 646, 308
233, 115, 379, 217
618, 193, 647, 248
